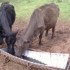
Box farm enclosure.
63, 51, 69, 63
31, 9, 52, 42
0, 0, 70, 70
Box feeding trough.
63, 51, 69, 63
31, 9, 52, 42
0, 47, 70, 70
22, 50, 69, 69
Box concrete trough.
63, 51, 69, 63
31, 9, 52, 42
0, 48, 70, 70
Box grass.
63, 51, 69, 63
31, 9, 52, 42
58, 3, 70, 20
0, 0, 70, 21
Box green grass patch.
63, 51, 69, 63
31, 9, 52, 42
58, 3, 70, 20
0, 0, 70, 21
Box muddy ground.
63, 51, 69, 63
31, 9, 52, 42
13, 19, 70, 54
0, 19, 70, 70
0, 19, 70, 54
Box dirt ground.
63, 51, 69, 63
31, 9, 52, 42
12, 19, 70, 55
0, 19, 70, 70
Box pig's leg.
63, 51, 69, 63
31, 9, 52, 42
51, 26, 55, 39
45, 29, 48, 36
39, 29, 44, 45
